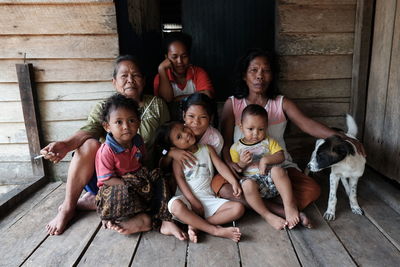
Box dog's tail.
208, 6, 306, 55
346, 114, 358, 137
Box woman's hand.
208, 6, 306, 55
168, 148, 197, 168
158, 58, 173, 72
40, 141, 70, 163
238, 150, 252, 169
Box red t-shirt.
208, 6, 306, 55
153, 65, 214, 96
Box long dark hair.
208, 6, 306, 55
233, 49, 279, 99
153, 121, 182, 158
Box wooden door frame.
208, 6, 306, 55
350, 0, 375, 140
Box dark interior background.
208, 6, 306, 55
115, 0, 275, 101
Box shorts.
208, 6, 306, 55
241, 171, 279, 199
168, 194, 229, 220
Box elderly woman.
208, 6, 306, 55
216, 49, 365, 228
154, 32, 214, 103
41, 55, 186, 240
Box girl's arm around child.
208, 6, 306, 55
207, 145, 242, 198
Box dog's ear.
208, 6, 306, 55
333, 140, 355, 157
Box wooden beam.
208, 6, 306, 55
350, 0, 375, 139
16, 63, 45, 177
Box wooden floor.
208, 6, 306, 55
1, 167, 400, 267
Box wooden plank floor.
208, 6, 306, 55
1, 167, 400, 267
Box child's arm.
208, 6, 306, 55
208, 145, 242, 197
159, 147, 197, 169
172, 159, 204, 217
259, 150, 285, 175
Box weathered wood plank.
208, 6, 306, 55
0, 162, 33, 181
40, 100, 98, 121
43, 120, 87, 142
0, 143, 30, 161
279, 55, 353, 80
24, 211, 101, 266
296, 101, 349, 117
288, 204, 356, 266
277, 33, 353, 55
364, 0, 397, 171
0, 122, 27, 143
132, 231, 187, 267
0, 59, 114, 83
17, 63, 45, 176
0, 4, 116, 35
0, 182, 61, 231
315, 174, 400, 266
278, 5, 356, 33
237, 211, 299, 267
350, 0, 374, 138
380, 0, 400, 182
79, 228, 140, 266
0, 184, 66, 266
0, 35, 118, 59
280, 79, 351, 99
0, 102, 24, 122
280, 0, 356, 4
358, 183, 400, 250
187, 231, 240, 267
0, 82, 114, 101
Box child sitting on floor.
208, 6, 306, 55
230, 104, 300, 230
95, 94, 172, 235
155, 122, 245, 242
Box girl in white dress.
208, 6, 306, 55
156, 122, 244, 242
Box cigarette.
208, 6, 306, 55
34, 155, 45, 159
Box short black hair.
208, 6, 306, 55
154, 121, 182, 156
101, 93, 141, 123
233, 49, 279, 99
113, 55, 143, 79
241, 104, 268, 123
163, 32, 192, 54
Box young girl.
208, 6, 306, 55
230, 104, 300, 230
156, 122, 245, 242
95, 94, 173, 236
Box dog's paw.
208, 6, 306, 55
323, 211, 336, 221
351, 206, 364, 215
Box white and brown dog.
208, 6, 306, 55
307, 114, 366, 221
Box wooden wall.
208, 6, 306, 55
0, 0, 118, 182
364, 0, 400, 182
276, 0, 357, 166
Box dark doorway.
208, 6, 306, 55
115, 0, 275, 100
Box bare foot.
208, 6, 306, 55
263, 213, 287, 230
285, 205, 300, 229
214, 226, 241, 242
46, 205, 75, 235
188, 225, 198, 243
108, 214, 152, 235
76, 192, 96, 211
160, 221, 188, 241
299, 212, 312, 228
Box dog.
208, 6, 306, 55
307, 114, 366, 221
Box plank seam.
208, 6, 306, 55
18, 234, 50, 266
72, 221, 102, 267
285, 228, 303, 267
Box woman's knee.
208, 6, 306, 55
75, 139, 100, 158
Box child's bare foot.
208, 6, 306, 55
263, 213, 287, 230
46, 205, 75, 235
76, 192, 96, 211
285, 205, 300, 229
214, 226, 241, 242
299, 212, 312, 228
188, 225, 198, 243
160, 221, 188, 241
